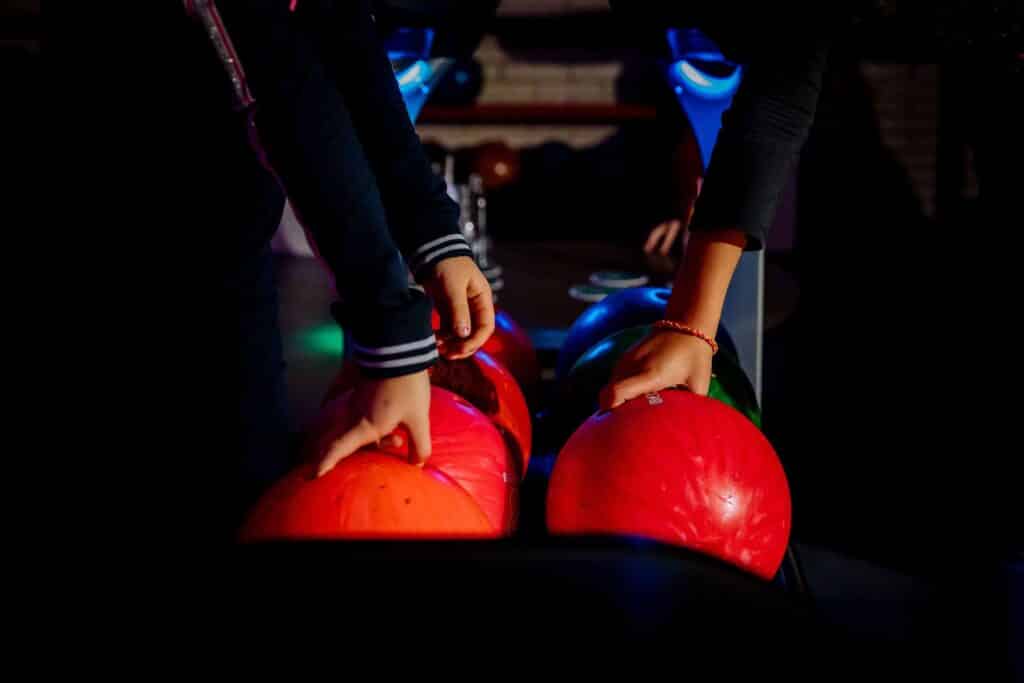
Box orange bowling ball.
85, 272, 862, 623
310, 386, 518, 534
239, 454, 494, 541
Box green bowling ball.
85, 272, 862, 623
562, 324, 762, 431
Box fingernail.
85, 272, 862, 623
456, 325, 470, 338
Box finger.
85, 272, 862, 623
609, 345, 651, 383
659, 220, 682, 255
598, 372, 664, 411
436, 337, 454, 360
317, 419, 381, 477
451, 282, 495, 358
406, 415, 432, 466
609, 356, 639, 384
444, 279, 473, 340
644, 223, 667, 254
659, 220, 684, 254
379, 432, 405, 450
428, 289, 455, 340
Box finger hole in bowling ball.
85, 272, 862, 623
428, 358, 499, 414
654, 290, 670, 303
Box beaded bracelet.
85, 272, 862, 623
652, 319, 719, 355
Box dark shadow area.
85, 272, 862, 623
764, 47, 1021, 585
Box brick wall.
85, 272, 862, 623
416, 33, 621, 150
416, 0, 620, 150
421, 57, 941, 218
419, 1, 942, 218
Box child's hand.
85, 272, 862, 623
644, 219, 683, 256
599, 331, 713, 410
316, 371, 431, 477
643, 178, 701, 255
423, 256, 494, 360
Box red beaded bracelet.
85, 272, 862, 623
652, 320, 719, 354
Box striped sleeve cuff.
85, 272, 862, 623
349, 335, 439, 375
408, 233, 474, 279
331, 287, 439, 379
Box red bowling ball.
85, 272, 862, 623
431, 307, 539, 390
322, 349, 531, 479
546, 389, 791, 580
480, 310, 540, 390
428, 349, 532, 478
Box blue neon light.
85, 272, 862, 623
385, 27, 435, 62
668, 56, 742, 100
679, 61, 711, 87
664, 30, 744, 170
396, 60, 428, 89
392, 57, 454, 123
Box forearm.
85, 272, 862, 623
666, 229, 746, 335
216, 2, 404, 293
667, 37, 827, 334
215, 1, 436, 377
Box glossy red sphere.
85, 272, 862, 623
547, 389, 791, 579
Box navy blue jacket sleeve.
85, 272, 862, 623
292, 0, 474, 278
214, 0, 445, 377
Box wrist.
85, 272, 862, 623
664, 293, 724, 335
410, 234, 473, 282
653, 319, 719, 355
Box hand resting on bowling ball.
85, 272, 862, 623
423, 256, 495, 360
599, 331, 713, 410
316, 371, 432, 477
315, 258, 493, 476
603, 228, 746, 409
